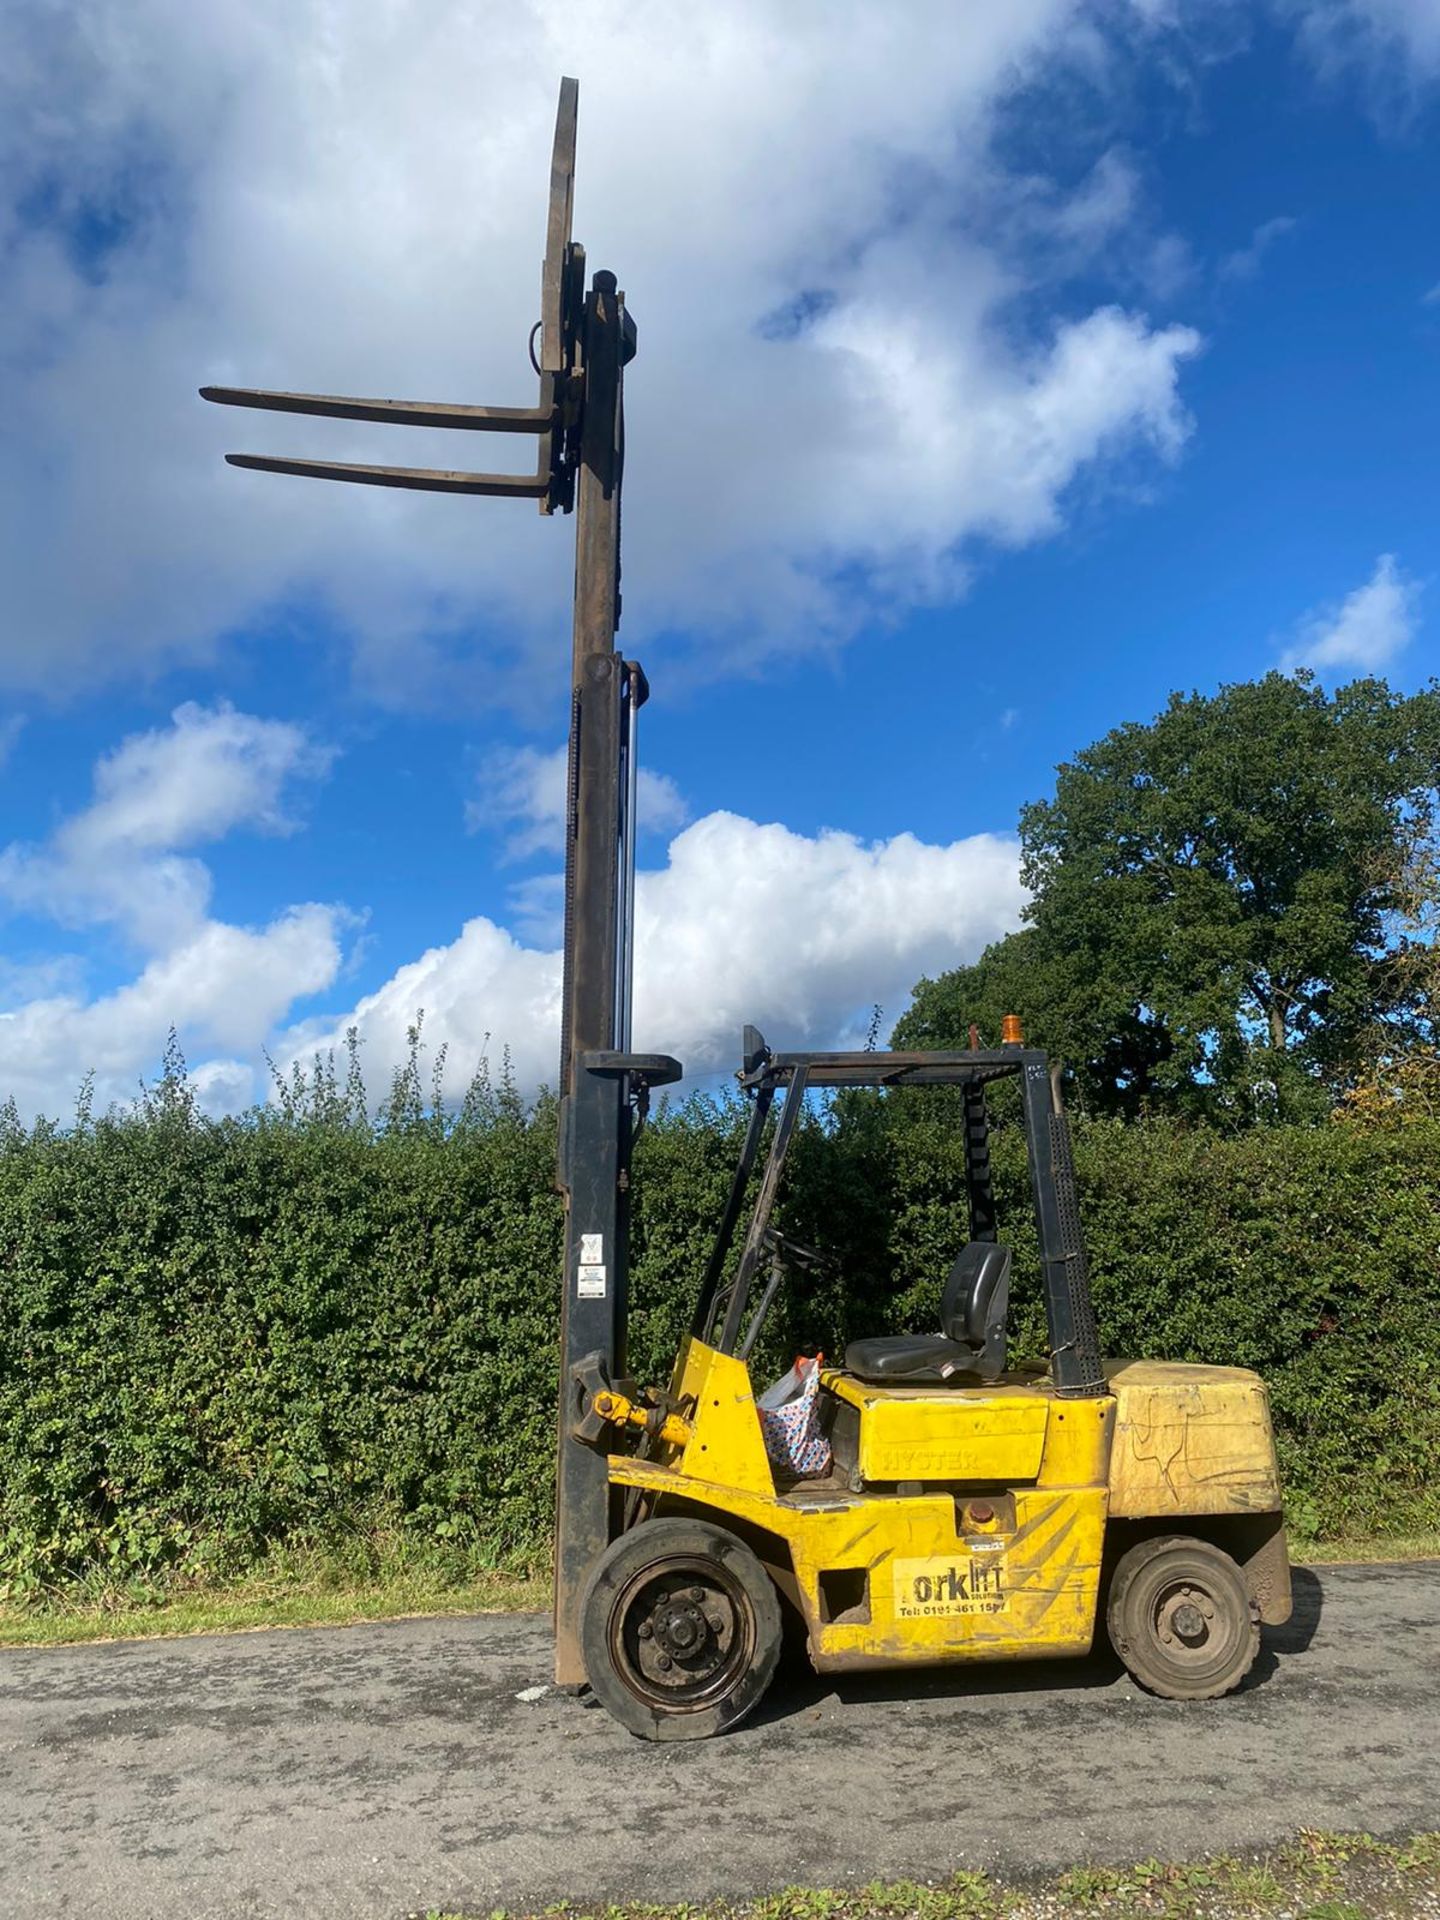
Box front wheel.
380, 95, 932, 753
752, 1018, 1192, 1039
1107, 1534, 1259, 1700
580, 1516, 783, 1741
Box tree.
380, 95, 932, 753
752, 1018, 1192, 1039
902, 673, 1440, 1122
1338, 841, 1440, 1125
899, 929, 1175, 1119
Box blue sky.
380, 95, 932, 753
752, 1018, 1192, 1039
0, 1, 1436, 1114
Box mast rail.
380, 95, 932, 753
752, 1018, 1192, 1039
203, 73, 634, 1686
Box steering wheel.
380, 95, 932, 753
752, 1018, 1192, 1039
760, 1226, 833, 1274
735, 1227, 834, 1361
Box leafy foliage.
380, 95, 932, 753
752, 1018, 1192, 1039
903, 673, 1440, 1122
0, 1036, 1435, 1594
1338, 840, 1440, 1125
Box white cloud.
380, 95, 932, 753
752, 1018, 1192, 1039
67, 701, 329, 860
0, 701, 331, 948
1050, 149, 1143, 249
1, 0, 1204, 703
1295, 0, 1440, 80
1281, 554, 1423, 676
0, 704, 346, 1113
468, 743, 687, 860
281, 812, 1025, 1098
0, 704, 1022, 1116
0, 908, 344, 1119
1003, 147, 1195, 302
1290, 0, 1440, 116
1219, 215, 1297, 283
189, 1056, 260, 1117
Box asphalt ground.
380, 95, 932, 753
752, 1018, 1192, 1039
0, 1560, 1435, 1920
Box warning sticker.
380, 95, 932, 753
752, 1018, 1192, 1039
580, 1233, 604, 1264
893, 1553, 1008, 1619
577, 1264, 607, 1299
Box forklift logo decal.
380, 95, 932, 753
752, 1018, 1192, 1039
894, 1555, 1007, 1618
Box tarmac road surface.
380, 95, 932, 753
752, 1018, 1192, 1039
0, 1560, 1435, 1920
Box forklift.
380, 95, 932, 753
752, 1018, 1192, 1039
569, 1027, 1292, 1738
203, 80, 1293, 1742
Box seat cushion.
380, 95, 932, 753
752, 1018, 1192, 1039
844, 1334, 984, 1385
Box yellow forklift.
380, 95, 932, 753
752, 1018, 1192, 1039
202, 79, 1291, 1744
569, 1023, 1292, 1739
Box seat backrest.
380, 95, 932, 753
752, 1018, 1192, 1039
940, 1241, 1012, 1347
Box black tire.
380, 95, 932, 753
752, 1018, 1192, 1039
580, 1516, 784, 1741
1107, 1533, 1259, 1700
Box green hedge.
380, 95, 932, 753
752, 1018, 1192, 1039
0, 1081, 1435, 1591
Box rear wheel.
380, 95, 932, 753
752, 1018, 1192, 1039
1107, 1534, 1259, 1700
580, 1516, 783, 1741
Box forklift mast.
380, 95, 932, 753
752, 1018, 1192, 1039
200, 81, 675, 1685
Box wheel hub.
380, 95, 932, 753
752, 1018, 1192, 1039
1171, 1601, 1206, 1640
611, 1560, 752, 1711
1155, 1581, 1218, 1656
656, 1601, 708, 1656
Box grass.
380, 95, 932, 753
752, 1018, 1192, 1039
0, 1540, 549, 1648
0, 1528, 1434, 1652
419, 1832, 1440, 1920
1299, 1531, 1440, 1565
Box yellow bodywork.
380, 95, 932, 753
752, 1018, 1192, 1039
605, 1338, 1288, 1674
821, 1371, 1052, 1483
1104, 1359, 1283, 1516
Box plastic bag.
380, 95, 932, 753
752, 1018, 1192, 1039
757, 1352, 832, 1478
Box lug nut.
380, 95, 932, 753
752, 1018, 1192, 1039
657, 1654, 672, 1671
637, 1622, 652, 1639
689, 1587, 705, 1602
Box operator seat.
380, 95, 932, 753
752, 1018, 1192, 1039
844, 1242, 1010, 1386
